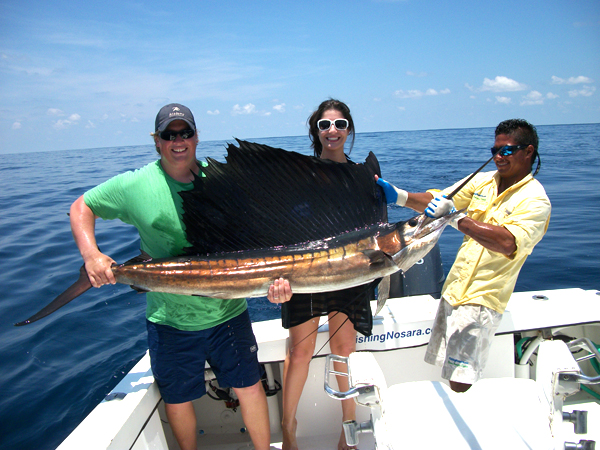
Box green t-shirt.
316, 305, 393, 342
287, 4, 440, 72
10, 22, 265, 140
83, 160, 247, 331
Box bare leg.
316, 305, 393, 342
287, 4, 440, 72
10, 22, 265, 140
327, 312, 358, 450
281, 319, 319, 450
234, 380, 271, 450
165, 401, 197, 450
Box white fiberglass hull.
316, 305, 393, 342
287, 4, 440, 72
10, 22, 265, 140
57, 288, 600, 450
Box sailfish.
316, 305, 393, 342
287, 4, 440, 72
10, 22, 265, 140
15, 140, 459, 326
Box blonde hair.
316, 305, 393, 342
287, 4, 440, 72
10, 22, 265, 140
151, 132, 160, 154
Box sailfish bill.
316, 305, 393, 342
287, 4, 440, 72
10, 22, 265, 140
15, 265, 92, 326
16, 140, 456, 326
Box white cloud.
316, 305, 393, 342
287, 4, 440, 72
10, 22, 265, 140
395, 90, 422, 98
546, 92, 559, 99
551, 75, 593, 85
394, 88, 450, 99
53, 119, 73, 130
520, 91, 544, 106
47, 110, 80, 122
232, 103, 256, 115
467, 76, 527, 93
85, 120, 96, 129
12, 122, 21, 129
484, 76, 527, 92
207, 110, 220, 115
495, 96, 511, 104
568, 86, 596, 97
273, 103, 285, 113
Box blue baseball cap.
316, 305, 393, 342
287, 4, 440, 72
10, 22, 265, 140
155, 103, 196, 132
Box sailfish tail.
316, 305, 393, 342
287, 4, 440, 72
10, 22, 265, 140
14, 264, 92, 326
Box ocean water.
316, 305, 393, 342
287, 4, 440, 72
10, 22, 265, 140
1, 124, 598, 450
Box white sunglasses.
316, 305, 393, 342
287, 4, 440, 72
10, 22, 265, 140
317, 118, 349, 131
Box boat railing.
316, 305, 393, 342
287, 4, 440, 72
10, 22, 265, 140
567, 337, 600, 385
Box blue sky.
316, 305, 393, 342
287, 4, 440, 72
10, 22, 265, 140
1, 0, 599, 154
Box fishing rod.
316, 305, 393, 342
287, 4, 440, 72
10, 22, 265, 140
445, 142, 541, 199
288, 309, 348, 357
445, 146, 502, 200
290, 303, 355, 353
417, 146, 504, 228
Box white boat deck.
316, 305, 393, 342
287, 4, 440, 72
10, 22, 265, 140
57, 288, 600, 450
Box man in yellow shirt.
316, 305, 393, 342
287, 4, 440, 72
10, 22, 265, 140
376, 118, 551, 392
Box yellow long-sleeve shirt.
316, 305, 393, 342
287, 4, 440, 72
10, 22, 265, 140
429, 171, 551, 314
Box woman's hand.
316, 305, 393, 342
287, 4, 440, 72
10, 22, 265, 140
267, 278, 293, 304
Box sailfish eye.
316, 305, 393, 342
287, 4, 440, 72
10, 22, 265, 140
408, 218, 419, 227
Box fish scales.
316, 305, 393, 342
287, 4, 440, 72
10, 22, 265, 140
112, 231, 398, 299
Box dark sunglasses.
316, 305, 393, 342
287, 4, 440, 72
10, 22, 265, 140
491, 144, 529, 157
160, 128, 195, 141
317, 118, 349, 131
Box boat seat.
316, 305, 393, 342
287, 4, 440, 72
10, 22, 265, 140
380, 377, 553, 449
326, 339, 590, 450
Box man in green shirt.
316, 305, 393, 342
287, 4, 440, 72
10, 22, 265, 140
70, 104, 270, 450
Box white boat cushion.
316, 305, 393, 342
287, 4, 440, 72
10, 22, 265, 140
379, 378, 555, 450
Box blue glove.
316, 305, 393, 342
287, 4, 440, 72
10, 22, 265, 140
376, 178, 408, 206
425, 194, 455, 218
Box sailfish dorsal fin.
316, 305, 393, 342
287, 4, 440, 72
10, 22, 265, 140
179, 139, 387, 255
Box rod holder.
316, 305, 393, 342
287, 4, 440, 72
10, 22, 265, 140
342, 419, 374, 447
563, 410, 588, 435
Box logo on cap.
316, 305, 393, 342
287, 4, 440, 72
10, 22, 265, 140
169, 106, 185, 118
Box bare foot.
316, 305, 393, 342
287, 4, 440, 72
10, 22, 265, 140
338, 428, 356, 450
282, 418, 298, 450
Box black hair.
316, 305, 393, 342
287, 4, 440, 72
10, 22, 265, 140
495, 118, 541, 175
307, 98, 355, 158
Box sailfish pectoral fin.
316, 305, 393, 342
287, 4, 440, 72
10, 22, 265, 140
14, 264, 93, 326
361, 249, 394, 314
362, 249, 388, 265
375, 275, 390, 315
